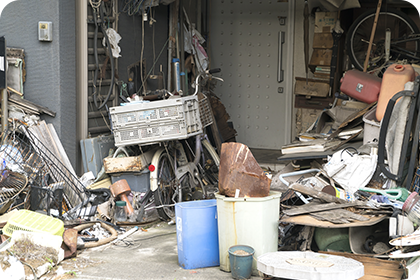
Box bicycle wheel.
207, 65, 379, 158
152, 150, 177, 220
346, 8, 420, 73
200, 139, 220, 197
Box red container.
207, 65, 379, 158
340, 69, 382, 104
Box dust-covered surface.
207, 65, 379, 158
41, 256, 101, 280
0, 237, 58, 277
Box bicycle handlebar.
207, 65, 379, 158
193, 68, 223, 95
208, 68, 221, 74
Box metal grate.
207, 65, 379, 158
198, 93, 213, 128
0, 125, 91, 219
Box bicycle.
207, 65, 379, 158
346, 7, 420, 74
144, 69, 223, 221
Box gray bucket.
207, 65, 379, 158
228, 245, 254, 279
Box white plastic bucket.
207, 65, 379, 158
216, 191, 281, 275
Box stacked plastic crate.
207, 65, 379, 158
110, 95, 203, 147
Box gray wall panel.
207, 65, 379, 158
0, 0, 77, 168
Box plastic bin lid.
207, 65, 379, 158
257, 251, 364, 280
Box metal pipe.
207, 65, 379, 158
1, 88, 7, 133
76, 0, 89, 174
179, 0, 185, 94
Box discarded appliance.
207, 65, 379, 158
218, 142, 271, 197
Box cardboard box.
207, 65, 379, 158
313, 32, 334, 49
309, 48, 332, 72
294, 77, 330, 97
314, 12, 337, 33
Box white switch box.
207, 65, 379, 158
38, 21, 52, 41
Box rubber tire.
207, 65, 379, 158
153, 151, 176, 221
346, 8, 420, 72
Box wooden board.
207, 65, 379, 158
294, 77, 330, 97
103, 149, 155, 174
310, 209, 369, 224
283, 201, 359, 216
319, 251, 404, 280
280, 214, 386, 228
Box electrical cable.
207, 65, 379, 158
137, 36, 170, 94
92, 2, 116, 110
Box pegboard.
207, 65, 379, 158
209, 0, 295, 149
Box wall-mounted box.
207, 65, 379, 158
38, 21, 52, 41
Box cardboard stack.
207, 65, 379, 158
309, 12, 337, 81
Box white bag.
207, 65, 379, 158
323, 147, 377, 194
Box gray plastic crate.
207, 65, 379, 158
110, 95, 202, 146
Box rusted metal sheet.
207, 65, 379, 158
219, 142, 271, 197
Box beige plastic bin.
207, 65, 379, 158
216, 191, 281, 276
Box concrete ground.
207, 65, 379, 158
52, 221, 264, 280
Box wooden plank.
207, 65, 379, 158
319, 251, 404, 280
8, 96, 56, 117
294, 77, 330, 97
103, 149, 156, 174
283, 201, 359, 216
290, 183, 348, 204
47, 123, 77, 175
310, 209, 369, 224
290, 183, 368, 207
280, 214, 386, 228
327, 103, 375, 140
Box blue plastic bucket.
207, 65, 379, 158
175, 199, 219, 269
228, 245, 254, 279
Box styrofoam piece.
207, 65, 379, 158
398, 214, 415, 236
362, 105, 380, 145
390, 227, 420, 246
389, 249, 420, 259
404, 255, 420, 279
257, 251, 364, 280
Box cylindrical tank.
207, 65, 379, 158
376, 64, 416, 121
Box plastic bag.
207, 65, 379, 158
323, 147, 377, 194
